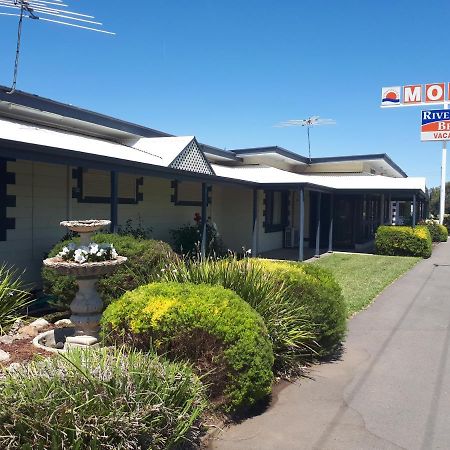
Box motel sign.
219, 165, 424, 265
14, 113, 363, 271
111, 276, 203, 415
381, 82, 449, 225
381, 83, 450, 107
421, 110, 450, 141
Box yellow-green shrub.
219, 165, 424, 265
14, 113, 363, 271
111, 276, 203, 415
375, 225, 432, 258
101, 282, 274, 413
161, 257, 315, 376
253, 260, 346, 358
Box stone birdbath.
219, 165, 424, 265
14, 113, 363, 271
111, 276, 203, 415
38, 220, 127, 351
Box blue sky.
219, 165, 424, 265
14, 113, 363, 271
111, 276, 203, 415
0, 0, 448, 185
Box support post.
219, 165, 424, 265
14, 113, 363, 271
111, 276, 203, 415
298, 187, 305, 261
315, 192, 321, 258
110, 171, 118, 233
328, 194, 334, 253
252, 188, 258, 257
440, 141, 447, 225
388, 194, 392, 225
201, 182, 207, 260
412, 194, 416, 228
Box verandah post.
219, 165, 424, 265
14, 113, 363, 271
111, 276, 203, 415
201, 182, 208, 259
298, 186, 304, 261
412, 194, 416, 228
252, 188, 258, 257
315, 192, 321, 258
328, 193, 334, 253
110, 171, 118, 233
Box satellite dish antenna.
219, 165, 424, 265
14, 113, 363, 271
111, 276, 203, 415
0, 0, 115, 94
275, 116, 336, 162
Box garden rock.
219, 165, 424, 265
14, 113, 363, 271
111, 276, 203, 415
54, 319, 73, 327
29, 318, 50, 331
18, 325, 39, 338
0, 349, 10, 363
0, 335, 15, 345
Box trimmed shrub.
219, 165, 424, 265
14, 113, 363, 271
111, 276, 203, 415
0, 265, 30, 334
420, 220, 448, 242
253, 260, 347, 358
375, 225, 432, 258
162, 257, 315, 376
444, 214, 450, 233
101, 282, 274, 412
43, 233, 175, 309
0, 347, 206, 450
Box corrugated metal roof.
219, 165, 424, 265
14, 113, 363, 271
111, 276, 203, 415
212, 164, 426, 192
0, 117, 194, 169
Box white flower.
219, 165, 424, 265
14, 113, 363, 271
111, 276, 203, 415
74, 249, 87, 264
111, 246, 118, 259
89, 243, 99, 255
96, 249, 106, 257
67, 243, 76, 251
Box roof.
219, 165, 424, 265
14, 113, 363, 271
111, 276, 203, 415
231, 146, 407, 177
0, 85, 169, 139
212, 164, 425, 193
0, 117, 204, 171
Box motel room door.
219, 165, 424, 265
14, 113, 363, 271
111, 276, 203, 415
333, 195, 354, 249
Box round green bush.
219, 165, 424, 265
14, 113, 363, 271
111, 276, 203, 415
375, 225, 432, 258
254, 260, 347, 358
101, 282, 274, 412
43, 233, 175, 309
422, 220, 448, 242
161, 257, 316, 376
0, 347, 206, 450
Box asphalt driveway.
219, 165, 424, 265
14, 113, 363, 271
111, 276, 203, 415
210, 241, 450, 450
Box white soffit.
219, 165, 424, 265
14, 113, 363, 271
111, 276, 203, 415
239, 152, 307, 167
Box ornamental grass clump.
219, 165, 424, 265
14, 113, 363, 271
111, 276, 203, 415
0, 347, 206, 450
101, 282, 274, 412
43, 233, 175, 309
162, 257, 316, 376
0, 264, 30, 334
375, 225, 432, 258
253, 260, 347, 358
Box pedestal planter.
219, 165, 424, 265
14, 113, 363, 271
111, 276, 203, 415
40, 220, 127, 350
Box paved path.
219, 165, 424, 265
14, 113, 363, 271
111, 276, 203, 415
210, 241, 450, 450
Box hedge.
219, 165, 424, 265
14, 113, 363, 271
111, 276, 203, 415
421, 220, 448, 242
253, 260, 347, 358
101, 282, 274, 412
375, 225, 432, 258
43, 233, 175, 309
0, 348, 206, 450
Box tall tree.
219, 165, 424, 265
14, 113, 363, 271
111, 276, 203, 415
429, 182, 450, 216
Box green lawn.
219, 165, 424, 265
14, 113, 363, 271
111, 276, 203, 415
312, 253, 420, 317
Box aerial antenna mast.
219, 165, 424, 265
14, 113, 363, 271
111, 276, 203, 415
0, 0, 115, 94
275, 116, 336, 162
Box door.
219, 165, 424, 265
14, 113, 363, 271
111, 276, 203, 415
333, 195, 354, 249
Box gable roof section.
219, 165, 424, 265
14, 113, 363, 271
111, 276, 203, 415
0, 117, 216, 177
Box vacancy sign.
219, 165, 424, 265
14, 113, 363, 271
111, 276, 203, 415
421, 110, 450, 141
381, 83, 449, 107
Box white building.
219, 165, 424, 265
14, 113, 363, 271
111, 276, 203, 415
0, 87, 427, 283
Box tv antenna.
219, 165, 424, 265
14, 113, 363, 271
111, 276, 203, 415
0, 0, 115, 94
275, 116, 336, 162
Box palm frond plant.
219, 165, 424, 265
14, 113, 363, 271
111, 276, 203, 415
0, 264, 30, 334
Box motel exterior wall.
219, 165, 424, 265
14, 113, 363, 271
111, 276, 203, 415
1, 159, 283, 284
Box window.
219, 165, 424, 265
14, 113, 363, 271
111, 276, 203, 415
264, 190, 289, 232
